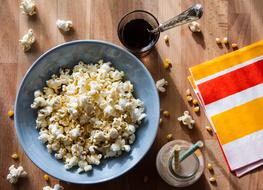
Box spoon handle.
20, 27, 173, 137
151, 4, 203, 33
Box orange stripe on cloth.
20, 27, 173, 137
190, 40, 263, 81
198, 59, 263, 105
211, 97, 263, 145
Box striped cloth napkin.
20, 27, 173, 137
188, 40, 263, 177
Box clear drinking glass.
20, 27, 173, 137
117, 10, 160, 56
156, 140, 204, 187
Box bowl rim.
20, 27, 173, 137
14, 40, 160, 184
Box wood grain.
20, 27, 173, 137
1, 0, 263, 190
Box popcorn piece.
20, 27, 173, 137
222, 37, 228, 44
8, 110, 14, 118
11, 153, 19, 160
215, 38, 221, 44
186, 89, 191, 96
143, 175, 149, 183
186, 95, 193, 102
156, 78, 168, 92
163, 35, 169, 45
166, 133, 173, 141
209, 176, 216, 183
163, 58, 172, 69
178, 111, 195, 129
159, 118, 163, 125
43, 174, 49, 181
188, 21, 201, 32
231, 43, 238, 49
192, 99, 198, 105
207, 163, 213, 171
6, 165, 27, 184
43, 184, 64, 190
65, 156, 78, 170
162, 110, 170, 118
194, 106, 200, 113
19, 29, 36, 52
206, 126, 213, 133
20, 0, 36, 16
56, 19, 73, 32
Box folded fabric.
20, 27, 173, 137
188, 40, 263, 177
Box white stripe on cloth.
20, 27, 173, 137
222, 129, 263, 171
235, 159, 263, 177
204, 83, 263, 117
195, 55, 263, 85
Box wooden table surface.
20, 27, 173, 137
1, 0, 263, 189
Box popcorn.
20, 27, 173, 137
156, 78, 168, 92
43, 184, 64, 190
20, 0, 36, 16
19, 29, 36, 52
6, 165, 27, 184
11, 153, 19, 160
222, 37, 228, 44
32, 61, 146, 172
178, 111, 195, 129
215, 38, 221, 44
209, 176, 216, 183
188, 21, 201, 32
163, 58, 172, 69
163, 35, 169, 45
8, 110, 14, 118
56, 19, 73, 32
43, 174, 49, 181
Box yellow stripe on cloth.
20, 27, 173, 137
211, 97, 263, 145
190, 40, 263, 81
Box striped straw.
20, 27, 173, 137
173, 144, 181, 171
179, 140, 204, 162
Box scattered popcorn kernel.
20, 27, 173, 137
19, 29, 36, 52
215, 38, 221, 44
222, 37, 228, 44
163, 58, 172, 69
186, 95, 193, 102
166, 133, 173, 140
194, 106, 200, 113
206, 126, 213, 133
56, 19, 73, 32
20, 0, 36, 16
163, 35, 169, 45
43, 174, 49, 181
163, 110, 170, 118
231, 43, 238, 48
11, 153, 19, 160
178, 111, 195, 129
8, 110, 14, 118
209, 176, 216, 183
188, 21, 201, 32
143, 175, 149, 183
207, 163, 213, 171
192, 99, 198, 105
159, 118, 163, 125
156, 79, 168, 92
186, 89, 191, 96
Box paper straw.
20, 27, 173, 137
173, 144, 181, 170
179, 140, 204, 162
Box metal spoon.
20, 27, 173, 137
149, 4, 203, 34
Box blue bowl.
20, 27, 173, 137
15, 40, 160, 184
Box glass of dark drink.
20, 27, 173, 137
117, 10, 160, 56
